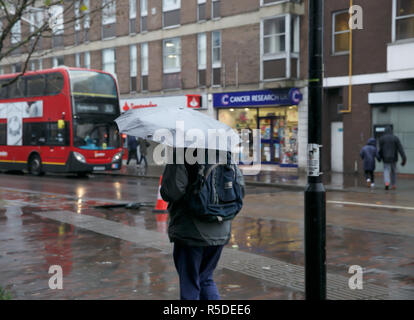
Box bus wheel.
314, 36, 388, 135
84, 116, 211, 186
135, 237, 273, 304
29, 155, 44, 176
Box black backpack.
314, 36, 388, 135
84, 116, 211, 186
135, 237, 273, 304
183, 161, 244, 223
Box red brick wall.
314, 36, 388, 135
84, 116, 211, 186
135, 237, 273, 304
221, 0, 259, 17
148, 40, 162, 91
324, 0, 391, 78
222, 24, 260, 86
181, 34, 197, 89
116, 46, 130, 94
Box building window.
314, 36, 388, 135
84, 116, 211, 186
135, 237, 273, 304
102, 48, 116, 76
163, 38, 181, 73
102, 0, 116, 39
11, 20, 21, 44
74, 1, 82, 44
75, 53, 81, 68
30, 59, 43, 71
212, 0, 221, 20
50, 5, 64, 48
12, 64, 22, 73
394, 0, 414, 41
212, 31, 221, 86
129, 0, 137, 34
29, 9, 43, 50
130, 45, 137, 92
10, 20, 21, 54
84, 52, 91, 69
198, 0, 206, 21
141, 43, 148, 91
332, 10, 350, 54
83, 0, 90, 42
198, 33, 207, 87
163, 0, 180, 28
141, 0, 148, 32
262, 15, 300, 80
163, 38, 181, 89
53, 56, 64, 68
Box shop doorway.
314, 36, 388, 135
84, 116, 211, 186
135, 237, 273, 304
331, 121, 344, 172
258, 116, 282, 164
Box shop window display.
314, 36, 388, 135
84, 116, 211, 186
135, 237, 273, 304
218, 106, 298, 166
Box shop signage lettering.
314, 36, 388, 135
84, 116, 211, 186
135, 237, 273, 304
214, 89, 302, 108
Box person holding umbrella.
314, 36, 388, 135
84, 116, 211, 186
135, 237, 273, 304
115, 106, 244, 300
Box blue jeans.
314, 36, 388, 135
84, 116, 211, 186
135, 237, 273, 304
173, 243, 224, 300
383, 162, 397, 186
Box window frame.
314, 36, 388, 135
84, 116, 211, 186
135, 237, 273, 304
102, 48, 116, 76
211, 0, 221, 20
392, 0, 414, 42
130, 45, 137, 92
332, 10, 350, 55
260, 14, 300, 81
260, 0, 290, 7
163, 38, 181, 74
163, 0, 181, 12
84, 52, 91, 69
141, 42, 149, 76
140, 0, 148, 32
211, 31, 222, 87
197, 0, 206, 22
11, 20, 21, 44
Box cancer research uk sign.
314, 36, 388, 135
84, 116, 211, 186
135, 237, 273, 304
213, 88, 303, 108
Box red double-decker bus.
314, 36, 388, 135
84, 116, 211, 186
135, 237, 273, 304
0, 67, 123, 176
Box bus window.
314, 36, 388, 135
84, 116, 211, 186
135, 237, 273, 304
0, 124, 6, 145
0, 80, 9, 99
26, 75, 46, 97
74, 121, 120, 150
48, 122, 69, 146
8, 78, 25, 99
23, 123, 47, 145
45, 72, 64, 95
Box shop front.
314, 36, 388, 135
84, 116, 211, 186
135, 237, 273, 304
214, 88, 302, 167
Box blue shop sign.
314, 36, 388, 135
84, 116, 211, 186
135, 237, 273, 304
213, 88, 303, 108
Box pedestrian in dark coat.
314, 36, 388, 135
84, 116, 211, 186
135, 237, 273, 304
160, 150, 245, 300
360, 138, 380, 188
126, 135, 138, 165
379, 127, 407, 190
137, 138, 150, 167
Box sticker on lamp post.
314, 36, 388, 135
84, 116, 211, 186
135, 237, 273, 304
307, 144, 321, 177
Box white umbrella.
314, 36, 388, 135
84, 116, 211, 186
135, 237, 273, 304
115, 106, 240, 152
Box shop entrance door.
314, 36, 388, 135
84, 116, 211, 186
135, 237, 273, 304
258, 116, 281, 164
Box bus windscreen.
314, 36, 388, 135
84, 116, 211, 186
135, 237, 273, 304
69, 70, 117, 98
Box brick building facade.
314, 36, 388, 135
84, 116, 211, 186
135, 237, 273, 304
1, 0, 310, 170
323, 0, 414, 175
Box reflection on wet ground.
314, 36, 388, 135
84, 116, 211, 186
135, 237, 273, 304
0, 190, 305, 299
0, 185, 413, 300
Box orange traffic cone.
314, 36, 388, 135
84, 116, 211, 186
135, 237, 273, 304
156, 213, 168, 233
153, 175, 168, 212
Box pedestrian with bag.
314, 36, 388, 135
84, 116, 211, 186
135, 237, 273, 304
160, 149, 245, 300
378, 127, 407, 190
360, 138, 380, 188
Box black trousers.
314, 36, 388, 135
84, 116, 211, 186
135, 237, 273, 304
364, 170, 374, 182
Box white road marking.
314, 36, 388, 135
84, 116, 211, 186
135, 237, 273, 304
327, 200, 414, 211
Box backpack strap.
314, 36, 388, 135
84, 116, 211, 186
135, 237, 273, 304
204, 163, 220, 180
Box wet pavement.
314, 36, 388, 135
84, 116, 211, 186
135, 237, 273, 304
0, 172, 413, 300
103, 162, 414, 194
